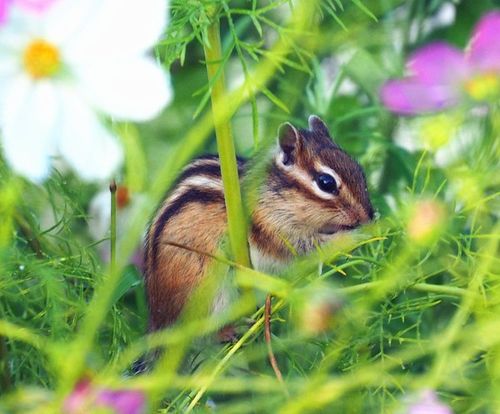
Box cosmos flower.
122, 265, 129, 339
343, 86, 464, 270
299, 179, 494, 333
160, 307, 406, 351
64, 379, 146, 414
0, 0, 172, 182
381, 11, 500, 115
404, 390, 453, 414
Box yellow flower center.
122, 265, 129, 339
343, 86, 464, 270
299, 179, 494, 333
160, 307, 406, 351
23, 39, 61, 79
464, 72, 500, 101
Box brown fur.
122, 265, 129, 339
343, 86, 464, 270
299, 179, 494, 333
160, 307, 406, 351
146, 200, 227, 330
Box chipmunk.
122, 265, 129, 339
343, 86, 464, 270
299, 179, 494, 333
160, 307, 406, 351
143, 115, 374, 332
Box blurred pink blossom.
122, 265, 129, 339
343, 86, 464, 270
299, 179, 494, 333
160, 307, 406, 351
64, 379, 146, 414
15, 0, 55, 11
381, 11, 500, 114
0, 0, 54, 24
405, 390, 453, 414
0, 0, 11, 24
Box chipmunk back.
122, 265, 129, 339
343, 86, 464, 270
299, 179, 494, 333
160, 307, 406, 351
144, 115, 374, 331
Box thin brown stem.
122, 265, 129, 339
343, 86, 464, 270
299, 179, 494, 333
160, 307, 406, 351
265, 294, 288, 397
109, 180, 117, 274
14, 214, 43, 258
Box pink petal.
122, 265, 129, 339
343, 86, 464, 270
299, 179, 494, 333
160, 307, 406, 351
98, 389, 146, 414
407, 390, 453, 414
0, 0, 13, 24
408, 42, 468, 85
15, 0, 56, 13
380, 79, 459, 115
64, 380, 146, 414
467, 11, 500, 72
63, 380, 94, 413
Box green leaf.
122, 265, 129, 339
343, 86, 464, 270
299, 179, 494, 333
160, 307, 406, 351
110, 265, 141, 305
116, 124, 147, 193
261, 87, 290, 113
343, 49, 386, 100
350, 0, 377, 21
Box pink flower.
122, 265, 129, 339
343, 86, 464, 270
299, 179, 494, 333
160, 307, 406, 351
0, 0, 13, 24
381, 11, 500, 114
0, 0, 54, 24
405, 390, 453, 414
64, 379, 146, 414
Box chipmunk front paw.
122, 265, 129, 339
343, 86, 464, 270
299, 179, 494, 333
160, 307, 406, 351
217, 325, 239, 343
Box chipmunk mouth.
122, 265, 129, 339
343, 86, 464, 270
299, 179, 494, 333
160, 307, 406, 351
318, 224, 357, 235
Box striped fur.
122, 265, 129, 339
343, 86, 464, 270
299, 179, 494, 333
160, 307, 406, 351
144, 117, 374, 331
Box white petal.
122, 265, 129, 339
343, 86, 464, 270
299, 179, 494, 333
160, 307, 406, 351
88, 189, 112, 241
61, 0, 168, 62
0, 54, 19, 75
57, 87, 123, 181
0, 60, 21, 109
76, 57, 172, 121
0, 77, 59, 182
0, 7, 41, 45
41, 0, 100, 48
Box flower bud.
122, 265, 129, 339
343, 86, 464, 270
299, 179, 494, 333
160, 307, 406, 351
407, 200, 446, 245
293, 284, 343, 336
402, 389, 452, 414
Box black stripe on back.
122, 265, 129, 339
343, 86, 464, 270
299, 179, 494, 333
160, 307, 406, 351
176, 155, 247, 185
150, 188, 225, 270
176, 162, 222, 184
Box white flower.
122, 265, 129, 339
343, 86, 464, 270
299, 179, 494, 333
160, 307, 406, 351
0, 0, 172, 182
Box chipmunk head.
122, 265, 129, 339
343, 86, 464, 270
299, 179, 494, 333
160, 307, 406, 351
258, 115, 374, 250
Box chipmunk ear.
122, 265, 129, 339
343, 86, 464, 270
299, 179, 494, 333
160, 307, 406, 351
308, 115, 330, 136
278, 122, 301, 165
308, 114, 339, 148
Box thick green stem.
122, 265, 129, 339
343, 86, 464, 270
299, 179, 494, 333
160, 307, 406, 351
203, 17, 250, 267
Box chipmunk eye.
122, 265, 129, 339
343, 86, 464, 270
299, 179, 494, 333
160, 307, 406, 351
316, 173, 338, 194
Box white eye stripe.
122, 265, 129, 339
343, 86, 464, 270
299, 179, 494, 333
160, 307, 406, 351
276, 155, 337, 200
311, 180, 336, 200
315, 162, 362, 208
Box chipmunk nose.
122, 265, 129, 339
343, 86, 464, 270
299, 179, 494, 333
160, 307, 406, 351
356, 205, 374, 225
366, 206, 375, 221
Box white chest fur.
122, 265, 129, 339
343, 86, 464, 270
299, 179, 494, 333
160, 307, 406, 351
249, 243, 288, 275
211, 244, 288, 317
